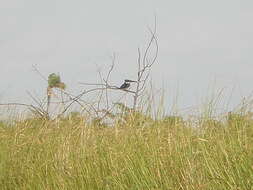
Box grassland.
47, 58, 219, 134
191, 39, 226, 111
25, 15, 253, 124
0, 111, 253, 190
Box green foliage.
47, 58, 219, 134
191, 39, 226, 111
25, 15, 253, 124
0, 113, 253, 189
0, 121, 5, 127
226, 112, 253, 133
48, 73, 60, 87
48, 73, 66, 89
113, 103, 153, 127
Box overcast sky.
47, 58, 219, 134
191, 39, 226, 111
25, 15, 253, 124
1, 0, 253, 114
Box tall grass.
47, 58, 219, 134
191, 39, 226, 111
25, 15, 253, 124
0, 111, 253, 189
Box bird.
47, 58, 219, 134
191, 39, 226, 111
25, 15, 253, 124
118, 79, 136, 90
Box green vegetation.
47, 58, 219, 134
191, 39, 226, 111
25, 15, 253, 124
48, 73, 66, 89
0, 111, 253, 190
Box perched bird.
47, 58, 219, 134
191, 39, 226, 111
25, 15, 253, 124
118, 79, 136, 90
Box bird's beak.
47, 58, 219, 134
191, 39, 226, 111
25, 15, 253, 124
125, 79, 136, 82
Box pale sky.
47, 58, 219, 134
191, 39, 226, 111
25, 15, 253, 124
1, 0, 253, 114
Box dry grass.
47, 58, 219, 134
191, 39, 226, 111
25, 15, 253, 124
0, 112, 253, 190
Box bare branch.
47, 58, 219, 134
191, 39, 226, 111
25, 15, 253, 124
26, 91, 50, 118
133, 18, 158, 110
0, 103, 48, 119
79, 83, 107, 86
137, 48, 141, 78
147, 26, 158, 68
104, 54, 115, 110
32, 65, 48, 82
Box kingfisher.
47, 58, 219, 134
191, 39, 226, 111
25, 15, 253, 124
118, 79, 136, 90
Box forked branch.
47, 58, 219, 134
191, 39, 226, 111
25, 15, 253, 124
133, 20, 158, 110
